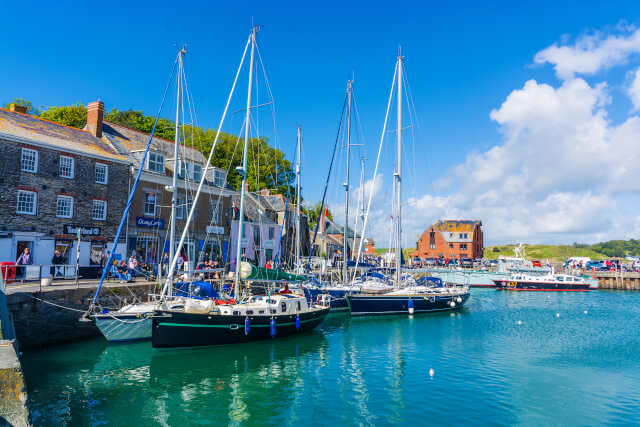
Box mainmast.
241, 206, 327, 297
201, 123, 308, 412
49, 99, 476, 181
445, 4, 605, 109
343, 80, 353, 283
295, 125, 302, 272
234, 27, 258, 300
169, 46, 185, 297
353, 157, 366, 259
395, 52, 403, 287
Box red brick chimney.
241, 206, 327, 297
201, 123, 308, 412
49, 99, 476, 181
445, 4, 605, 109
9, 104, 27, 114
86, 100, 104, 138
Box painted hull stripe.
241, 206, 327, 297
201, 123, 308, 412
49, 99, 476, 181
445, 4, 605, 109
158, 318, 321, 328
497, 288, 589, 292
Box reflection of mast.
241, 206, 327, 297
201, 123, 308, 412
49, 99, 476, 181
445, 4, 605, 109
233, 26, 258, 301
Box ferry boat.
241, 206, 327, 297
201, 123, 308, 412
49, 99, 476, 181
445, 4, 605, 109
493, 273, 590, 291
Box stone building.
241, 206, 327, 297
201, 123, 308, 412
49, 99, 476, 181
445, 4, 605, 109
0, 104, 130, 276
94, 101, 234, 268
411, 220, 484, 261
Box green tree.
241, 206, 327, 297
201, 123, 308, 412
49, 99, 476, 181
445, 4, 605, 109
302, 202, 334, 228
39, 103, 87, 129
3, 98, 36, 115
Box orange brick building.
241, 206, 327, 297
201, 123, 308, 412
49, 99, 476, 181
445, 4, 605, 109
411, 220, 483, 260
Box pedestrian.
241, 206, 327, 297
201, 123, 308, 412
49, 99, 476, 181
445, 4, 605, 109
160, 252, 170, 275
51, 249, 64, 276
128, 252, 138, 278
16, 247, 34, 282
176, 252, 185, 271
100, 250, 111, 275
117, 261, 131, 283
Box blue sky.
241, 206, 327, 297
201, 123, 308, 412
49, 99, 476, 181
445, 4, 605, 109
2, 1, 640, 246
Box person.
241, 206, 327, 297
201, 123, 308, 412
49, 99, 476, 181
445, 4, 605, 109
117, 261, 131, 283
203, 252, 211, 264
16, 247, 34, 282
176, 253, 185, 271
128, 252, 138, 278
160, 252, 170, 276
51, 249, 64, 276
108, 260, 119, 280
100, 250, 111, 275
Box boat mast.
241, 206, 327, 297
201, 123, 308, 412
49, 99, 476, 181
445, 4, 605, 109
169, 46, 185, 297
343, 80, 353, 283
295, 125, 302, 272
234, 27, 258, 300
353, 157, 366, 259
395, 52, 403, 287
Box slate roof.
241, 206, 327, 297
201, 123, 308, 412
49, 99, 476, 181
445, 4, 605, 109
0, 108, 127, 162
434, 220, 482, 233
102, 121, 205, 170
324, 217, 359, 238
232, 192, 278, 225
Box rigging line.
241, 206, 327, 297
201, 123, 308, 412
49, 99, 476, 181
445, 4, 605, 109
351, 89, 368, 160
254, 42, 281, 181
352, 61, 398, 281
162, 34, 251, 296
274, 141, 296, 268
400, 66, 417, 199
403, 64, 441, 219
306, 91, 349, 266
88, 54, 179, 310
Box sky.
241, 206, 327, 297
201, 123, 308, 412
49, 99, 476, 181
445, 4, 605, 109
2, 1, 640, 247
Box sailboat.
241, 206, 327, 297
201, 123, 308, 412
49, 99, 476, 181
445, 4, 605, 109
347, 51, 470, 316
87, 48, 193, 342
151, 26, 329, 349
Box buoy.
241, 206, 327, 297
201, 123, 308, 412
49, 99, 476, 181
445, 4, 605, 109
456, 297, 462, 303
270, 318, 277, 337
517, 320, 522, 325
408, 299, 415, 314
556, 313, 560, 318
245, 316, 250, 335
296, 315, 301, 330
584, 310, 588, 314
429, 368, 435, 378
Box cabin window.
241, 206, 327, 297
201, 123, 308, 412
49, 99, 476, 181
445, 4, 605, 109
233, 310, 240, 315
259, 310, 265, 314
271, 309, 277, 314
297, 301, 301, 311
246, 310, 254, 315
281, 302, 287, 312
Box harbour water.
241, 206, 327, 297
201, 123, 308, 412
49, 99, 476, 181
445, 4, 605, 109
22, 289, 640, 425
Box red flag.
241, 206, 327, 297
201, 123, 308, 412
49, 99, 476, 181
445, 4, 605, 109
325, 206, 329, 217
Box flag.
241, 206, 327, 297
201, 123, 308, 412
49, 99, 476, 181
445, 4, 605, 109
325, 206, 329, 217
233, 200, 238, 212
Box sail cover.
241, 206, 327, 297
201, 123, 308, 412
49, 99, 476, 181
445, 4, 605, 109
239, 261, 306, 282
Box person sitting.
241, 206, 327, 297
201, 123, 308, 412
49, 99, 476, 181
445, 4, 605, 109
108, 260, 119, 281
117, 261, 131, 283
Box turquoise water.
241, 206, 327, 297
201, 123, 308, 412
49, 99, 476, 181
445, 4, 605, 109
22, 289, 640, 425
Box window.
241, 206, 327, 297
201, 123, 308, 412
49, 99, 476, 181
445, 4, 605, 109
16, 190, 37, 215
449, 243, 454, 249
214, 170, 226, 186
186, 198, 194, 219
176, 196, 185, 219
60, 156, 74, 178
460, 243, 468, 250
93, 200, 107, 220
56, 195, 74, 218
148, 153, 165, 173
253, 226, 260, 245
210, 200, 220, 224
179, 161, 188, 178
143, 192, 157, 216
193, 164, 202, 181
21, 148, 38, 172
95, 163, 108, 184
268, 227, 275, 239
430, 243, 435, 249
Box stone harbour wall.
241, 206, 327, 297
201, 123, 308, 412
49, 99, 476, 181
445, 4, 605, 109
6, 284, 154, 349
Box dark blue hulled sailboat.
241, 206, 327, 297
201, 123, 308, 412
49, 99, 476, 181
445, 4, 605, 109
347, 52, 470, 316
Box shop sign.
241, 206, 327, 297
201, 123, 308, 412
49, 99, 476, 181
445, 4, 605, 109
64, 225, 101, 236
263, 240, 275, 248
136, 217, 165, 228
206, 225, 225, 234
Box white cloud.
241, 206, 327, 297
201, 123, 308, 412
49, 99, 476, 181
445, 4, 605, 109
534, 26, 640, 79
627, 67, 640, 110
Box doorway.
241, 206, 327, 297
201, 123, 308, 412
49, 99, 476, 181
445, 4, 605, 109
16, 241, 34, 260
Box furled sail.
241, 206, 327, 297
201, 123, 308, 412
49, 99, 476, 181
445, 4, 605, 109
239, 261, 306, 282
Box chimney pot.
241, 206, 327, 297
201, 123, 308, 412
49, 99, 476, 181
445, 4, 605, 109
86, 100, 104, 138
260, 188, 270, 196
9, 104, 27, 114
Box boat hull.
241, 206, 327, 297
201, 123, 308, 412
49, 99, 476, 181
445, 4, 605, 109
493, 279, 590, 291
151, 308, 330, 349
93, 314, 152, 342
346, 292, 470, 316
304, 288, 353, 311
